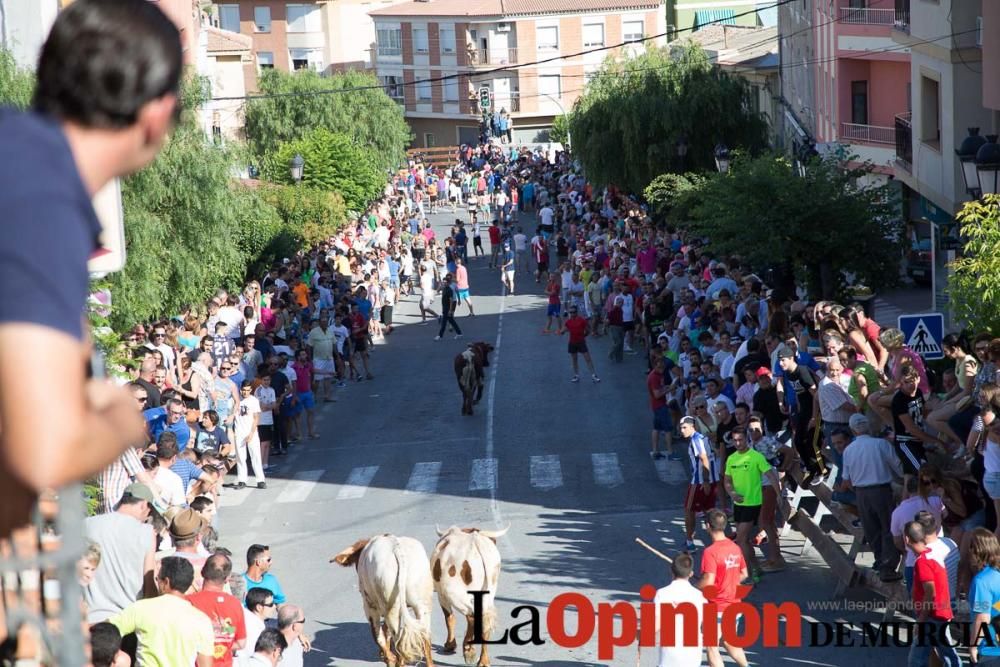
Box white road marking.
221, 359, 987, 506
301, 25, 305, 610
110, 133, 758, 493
592, 453, 625, 488
336, 466, 380, 500
530, 455, 563, 490
275, 470, 324, 504
248, 515, 265, 528
653, 458, 689, 484
219, 490, 251, 507
485, 294, 514, 553
405, 462, 442, 494
469, 457, 498, 491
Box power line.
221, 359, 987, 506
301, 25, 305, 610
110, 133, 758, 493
206, 0, 796, 103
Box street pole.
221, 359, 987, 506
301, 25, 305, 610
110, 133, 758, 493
538, 92, 571, 154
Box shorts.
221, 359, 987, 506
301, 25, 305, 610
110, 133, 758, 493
313, 359, 335, 377
474, 236, 483, 248
297, 391, 315, 410
503, 270, 515, 282
623, 321, 636, 332
985, 472, 1000, 500
547, 303, 561, 317
653, 406, 673, 432
685, 482, 718, 513
413, 248, 425, 262
568, 340, 588, 355
733, 503, 761, 525
381, 305, 393, 325
894, 439, 926, 476
458, 289, 470, 301
537, 259, 549, 271
421, 295, 434, 309
389, 277, 399, 289
353, 337, 368, 353
257, 424, 274, 441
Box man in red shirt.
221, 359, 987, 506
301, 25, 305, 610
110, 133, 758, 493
187, 553, 246, 666
647, 356, 674, 460
699, 509, 749, 667
488, 221, 503, 269
905, 520, 961, 666
559, 306, 600, 383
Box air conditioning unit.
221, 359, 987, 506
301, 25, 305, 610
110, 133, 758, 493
497, 22, 510, 32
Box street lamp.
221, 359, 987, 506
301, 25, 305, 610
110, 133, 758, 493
956, 127, 987, 197
713, 143, 730, 174
976, 135, 1000, 196
289, 154, 305, 183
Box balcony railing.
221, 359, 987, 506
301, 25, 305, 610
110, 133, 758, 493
895, 111, 912, 171
894, 0, 910, 31
839, 6, 895, 25
841, 121, 897, 145
467, 48, 518, 66
508, 92, 520, 113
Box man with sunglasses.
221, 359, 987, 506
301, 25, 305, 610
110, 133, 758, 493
0, 0, 179, 538
239, 589, 279, 664
243, 545, 286, 607
144, 397, 193, 452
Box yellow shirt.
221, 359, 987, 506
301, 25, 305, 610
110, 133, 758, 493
307, 326, 336, 360
111, 594, 214, 667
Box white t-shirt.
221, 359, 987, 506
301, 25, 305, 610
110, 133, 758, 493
891, 494, 944, 566
513, 233, 527, 251
539, 206, 555, 227
153, 466, 187, 508
234, 395, 261, 441
253, 387, 275, 426
237, 611, 265, 662
653, 580, 706, 666
621, 294, 635, 322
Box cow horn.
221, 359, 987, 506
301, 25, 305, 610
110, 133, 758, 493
478, 523, 511, 540
435, 524, 446, 537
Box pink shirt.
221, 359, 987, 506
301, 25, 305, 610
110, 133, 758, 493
455, 265, 470, 290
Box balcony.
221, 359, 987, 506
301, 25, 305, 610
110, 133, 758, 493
893, 0, 909, 32
467, 48, 518, 66
509, 92, 520, 113
841, 121, 896, 145
894, 112, 912, 172
839, 6, 896, 25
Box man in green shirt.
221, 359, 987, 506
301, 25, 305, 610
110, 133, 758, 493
724, 426, 781, 581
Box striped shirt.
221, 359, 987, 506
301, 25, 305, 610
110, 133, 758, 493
688, 431, 719, 484
98, 447, 144, 514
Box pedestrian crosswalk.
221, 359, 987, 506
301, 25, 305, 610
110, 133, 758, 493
221, 451, 690, 507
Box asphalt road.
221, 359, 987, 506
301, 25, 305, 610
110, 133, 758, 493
220, 209, 915, 666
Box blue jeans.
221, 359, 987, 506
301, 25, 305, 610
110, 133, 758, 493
907, 619, 962, 667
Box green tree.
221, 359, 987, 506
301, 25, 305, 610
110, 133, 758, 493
644, 171, 705, 223
947, 195, 1000, 334
549, 113, 571, 145
678, 154, 901, 299
264, 127, 383, 211
0, 49, 33, 108
569, 44, 768, 192
244, 69, 410, 174
260, 183, 348, 246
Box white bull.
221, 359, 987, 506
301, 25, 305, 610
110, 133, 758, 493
432, 525, 508, 667
332, 534, 435, 667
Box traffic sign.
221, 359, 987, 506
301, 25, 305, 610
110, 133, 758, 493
897, 312, 945, 360
88, 178, 126, 275
479, 86, 491, 111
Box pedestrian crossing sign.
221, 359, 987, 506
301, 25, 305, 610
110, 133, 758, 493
897, 313, 945, 360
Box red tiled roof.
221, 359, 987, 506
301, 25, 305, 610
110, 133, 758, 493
369, 0, 662, 18
205, 26, 252, 53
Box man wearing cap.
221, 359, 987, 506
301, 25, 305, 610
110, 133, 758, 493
841, 413, 903, 581
84, 483, 161, 622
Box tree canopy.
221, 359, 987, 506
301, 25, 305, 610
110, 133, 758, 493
664, 153, 902, 299
0, 50, 33, 108
244, 69, 410, 175
569, 44, 768, 193
263, 127, 383, 212
947, 195, 1000, 334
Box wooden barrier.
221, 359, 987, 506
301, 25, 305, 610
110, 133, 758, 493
406, 146, 460, 170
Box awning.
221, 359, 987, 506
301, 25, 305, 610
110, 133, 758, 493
694, 9, 737, 30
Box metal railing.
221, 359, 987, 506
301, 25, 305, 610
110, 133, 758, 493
894, 0, 910, 31
509, 93, 520, 113
839, 6, 896, 25
841, 121, 897, 145
895, 111, 913, 171
468, 48, 517, 65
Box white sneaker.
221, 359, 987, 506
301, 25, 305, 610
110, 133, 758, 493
592, 375, 601, 383
434, 335, 442, 340
455, 333, 464, 339
571, 375, 580, 383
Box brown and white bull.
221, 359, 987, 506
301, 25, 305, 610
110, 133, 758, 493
431, 525, 508, 666
454, 342, 494, 416
332, 535, 435, 667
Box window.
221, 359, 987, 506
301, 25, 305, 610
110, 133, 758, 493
254, 6, 271, 32
538, 74, 561, 99
416, 78, 432, 101
290, 48, 322, 71
919, 75, 940, 146
583, 23, 604, 47
536, 26, 558, 50
851, 80, 868, 125
623, 20, 644, 42
257, 52, 274, 71
584, 67, 599, 85
286, 4, 321, 33
218, 4, 240, 32
377, 28, 402, 56
413, 27, 429, 53
439, 27, 456, 53
380, 75, 404, 103
444, 77, 459, 101
424, 133, 436, 148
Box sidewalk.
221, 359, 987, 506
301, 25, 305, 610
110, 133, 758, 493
873, 286, 933, 327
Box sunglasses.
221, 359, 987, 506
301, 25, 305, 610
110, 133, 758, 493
135, 395, 148, 402
153, 333, 166, 339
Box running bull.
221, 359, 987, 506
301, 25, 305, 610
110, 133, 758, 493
454, 342, 494, 416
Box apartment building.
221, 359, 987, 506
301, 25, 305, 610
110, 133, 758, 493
212, 0, 404, 91
669, 0, 777, 33
778, 0, 816, 154
370, 0, 667, 148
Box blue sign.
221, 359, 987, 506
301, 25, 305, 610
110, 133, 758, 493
897, 313, 945, 360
